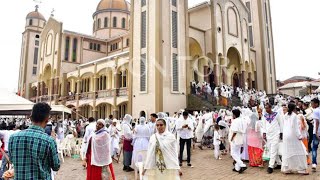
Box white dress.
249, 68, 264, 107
281, 113, 308, 172
108, 125, 120, 156
132, 124, 151, 164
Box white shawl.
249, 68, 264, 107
91, 128, 112, 167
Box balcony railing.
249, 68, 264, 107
117, 88, 128, 97
97, 90, 113, 99
79, 92, 95, 100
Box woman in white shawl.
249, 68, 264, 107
143, 118, 182, 180
281, 103, 309, 175
83, 119, 115, 180
132, 117, 151, 165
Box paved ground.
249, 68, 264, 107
56, 147, 320, 180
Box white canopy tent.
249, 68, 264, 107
0, 89, 71, 115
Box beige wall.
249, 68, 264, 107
131, 0, 187, 118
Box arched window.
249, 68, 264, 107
72, 38, 77, 62
113, 17, 117, 28
97, 18, 101, 29
104, 17, 108, 28
122, 70, 127, 87
29, 19, 33, 26
93, 21, 96, 32
122, 18, 126, 29
64, 37, 70, 61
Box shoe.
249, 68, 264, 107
179, 163, 182, 167
198, 145, 203, 150
267, 167, 273, 174
232, 168, 239, 172
233, 161, 236, 166
187, 163, 193, 168
275, 165, 281, 169
312, 164, 316, 172
123, 166, 128, 171
126, 167, 134, 172
239, 167, 247, 174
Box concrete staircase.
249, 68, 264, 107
186, 94, 243, 111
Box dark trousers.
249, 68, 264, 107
307, 120, 313, 152
179, 138, 191, 163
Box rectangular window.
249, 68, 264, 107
141, 11, 147, 49
104, 17, 108, 28
172, 11, 178, 48
72, 38, 77, 62
32, 67, 37, 75
141, 0, 146, 7
89, 43, 93, 50
249, 26, 254, 47
266, 26, 270, 48
97, 44, 101, 51
172, 0, 177, 7
269, 51, 272, 74
265, 2, 268, 23
140, 54, 146, 92
172, 53, 179, 91
246, 2, 252, 23
64, 37, 70, 61
93, 43, 97, 51
35, 40, 39, 46
98, 18, 101, 29
126, 39, 129, 47
33, 47, 39, 65
29, 19, 33, 26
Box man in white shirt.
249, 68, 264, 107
177, 111, 194, 167
148, 113, 157, 134
311, 98, 320, 171
262, 103, 283, 174
82, 117, 96, 159
0, 126, 20, 177
229, 109, 247, 173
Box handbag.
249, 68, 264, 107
262, 144, 270, 161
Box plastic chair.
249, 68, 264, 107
134, 150, 147, 180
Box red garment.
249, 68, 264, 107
123, 139, 133, 152
86, 139, 116, 180
248, 146, 263, 167
0, 139, 4, 160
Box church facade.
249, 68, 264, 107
18, 0, 276, 119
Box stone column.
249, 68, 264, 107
241, 71, 246, 89
214, 63, 220, 85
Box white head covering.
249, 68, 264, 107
112, 119, 118, 123
123, 114, 132, 128
139, 117, 146, 125
97, 119, 106, 126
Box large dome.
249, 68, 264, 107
26, 10, 46, 21
96, 0, 130, 11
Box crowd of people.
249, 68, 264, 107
1, 88, 320, 179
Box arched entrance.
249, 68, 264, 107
227, 47, 242, 88
188, 38, 203, 95
233, 73, 240, 88
139, 111, 146, 118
